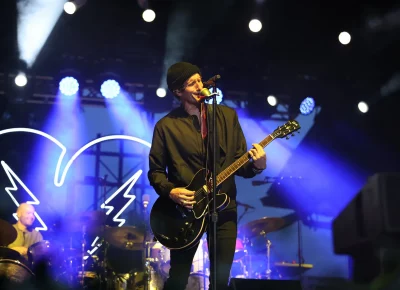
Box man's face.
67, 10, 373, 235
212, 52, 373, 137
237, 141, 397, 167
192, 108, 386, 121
18, 204, 36, 227
175, 73, 203, 104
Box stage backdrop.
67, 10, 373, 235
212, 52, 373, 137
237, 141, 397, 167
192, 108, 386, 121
0, 100, 366, 278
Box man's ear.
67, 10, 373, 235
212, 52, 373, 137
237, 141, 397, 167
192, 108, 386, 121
174, 89, 182, 98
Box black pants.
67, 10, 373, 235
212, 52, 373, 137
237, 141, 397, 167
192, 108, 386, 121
163, 206, 237, 290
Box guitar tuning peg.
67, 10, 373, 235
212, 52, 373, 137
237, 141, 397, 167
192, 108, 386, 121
286, 136, 289, 140
297, 131, 300, 134
291, 133, 295, 136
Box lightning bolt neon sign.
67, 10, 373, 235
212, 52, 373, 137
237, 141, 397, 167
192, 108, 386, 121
0, 128, 152, 233
85, 170, 143, 258
1, 161, 48, 231
101, 170, 142, 226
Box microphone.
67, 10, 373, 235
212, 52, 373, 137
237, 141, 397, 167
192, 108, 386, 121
236, 201, 255, 209
142, 194, 150, 208
198, 87, 218, 102
203, 75, 221, 88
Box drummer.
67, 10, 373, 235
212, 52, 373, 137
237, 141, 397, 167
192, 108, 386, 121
7, 203, 43, 258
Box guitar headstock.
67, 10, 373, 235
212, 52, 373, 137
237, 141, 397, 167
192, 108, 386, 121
272, 120, 301, 139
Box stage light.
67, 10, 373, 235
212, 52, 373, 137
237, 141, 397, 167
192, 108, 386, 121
358, 101, 368, 113
339, 31, 351, 45
59, 76, 79, 96
64, 2, 76, 14
205, 87, 223, 105
142, 9, 156, 23
100, 79, 120, 99
15, 72, 27, 87
249, 19, 262, 33
299, 97, 315, 115
156, 88, 166, 98
267, 95, 277, 106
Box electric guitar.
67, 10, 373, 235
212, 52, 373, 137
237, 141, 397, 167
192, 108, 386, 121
149, 120, 301, 250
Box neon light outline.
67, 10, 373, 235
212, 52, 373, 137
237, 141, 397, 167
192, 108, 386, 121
100, 170, 141, 226
0, 127, 152, 232
0, 128, 151, 187
1, 161, 48, 231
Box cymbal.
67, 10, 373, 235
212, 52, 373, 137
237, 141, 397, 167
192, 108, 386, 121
0, 219, 17, 246
239, 217, 285, 239
61, 211, 106, 233
104, 226, 144, 250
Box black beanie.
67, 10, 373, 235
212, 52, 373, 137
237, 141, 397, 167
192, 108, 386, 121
167, 62, 201, 92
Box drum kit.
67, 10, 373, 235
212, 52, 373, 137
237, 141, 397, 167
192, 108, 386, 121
0, 212, 152, 290
0, 210, 311, 290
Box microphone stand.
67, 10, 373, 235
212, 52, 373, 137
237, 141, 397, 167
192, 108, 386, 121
211, 82, 218, 290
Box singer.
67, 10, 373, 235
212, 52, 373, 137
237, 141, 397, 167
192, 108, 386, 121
148, 61, 267, 290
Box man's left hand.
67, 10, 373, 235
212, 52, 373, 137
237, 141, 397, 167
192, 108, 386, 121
249, 143, 267, 170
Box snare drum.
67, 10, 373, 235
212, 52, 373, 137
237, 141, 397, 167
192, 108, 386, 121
28, 240, 62, 269
0, 247, 34, 285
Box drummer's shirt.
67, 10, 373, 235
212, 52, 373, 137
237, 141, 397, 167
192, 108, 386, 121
7, 224, 43, 250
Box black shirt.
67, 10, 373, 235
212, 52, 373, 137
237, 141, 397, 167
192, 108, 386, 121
148, 104, 257, 201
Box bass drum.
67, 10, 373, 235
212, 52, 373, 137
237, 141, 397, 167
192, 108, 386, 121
110, 269, 164, 290
0, 247, 34, 286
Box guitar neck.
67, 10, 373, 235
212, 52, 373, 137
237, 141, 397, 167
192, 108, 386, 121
216, 134, 275, 186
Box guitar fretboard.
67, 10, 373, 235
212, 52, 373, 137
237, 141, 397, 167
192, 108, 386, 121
216, 133, 276, 186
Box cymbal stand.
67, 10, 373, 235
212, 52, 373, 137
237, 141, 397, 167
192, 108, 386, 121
242, 235, 252, 278
99, 175, 108, 289
142, 196, 152, 290
81, 225, 87, 287
266, 239, 272, 279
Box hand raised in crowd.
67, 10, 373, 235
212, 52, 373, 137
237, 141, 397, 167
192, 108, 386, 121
169, 187, 196, 209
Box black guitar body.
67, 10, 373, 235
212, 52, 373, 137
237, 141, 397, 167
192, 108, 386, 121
150, 168, 230, 250
150, 120, 301, 250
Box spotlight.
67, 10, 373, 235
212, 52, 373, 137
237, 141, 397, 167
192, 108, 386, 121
267, 95, 277, 106
101, 79, 120, 99
249, 19, 262, 33
338, 31, 351, 45
299, 97, 315, 115
15, 72, 28, 87
59, 76, 79, 96
64, 2, 77, 15
142, 9, 156, 23
156, 88, 166, 98
358, 101, 368, 113
205, 87, 223, 104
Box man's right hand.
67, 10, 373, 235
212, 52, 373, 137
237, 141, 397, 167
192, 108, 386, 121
169, 188, 196, 209
11, 246, 28, 256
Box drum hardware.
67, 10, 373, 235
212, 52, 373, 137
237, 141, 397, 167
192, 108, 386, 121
266, 239, 272, 279
59, 210, 107, 288
274, 261, 313, 278
0, 219, 17, 246
238, 217, 285, 240
0, 247, 34, 285
237, 217, 286, 279
104, 226, 145, 251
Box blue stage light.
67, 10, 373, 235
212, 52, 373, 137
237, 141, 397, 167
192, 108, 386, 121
205, 88, 223, 104
59, 76, 79, 96
299, 97, 315, 115
101, 79, 120, 99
